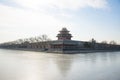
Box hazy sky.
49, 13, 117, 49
0, 0, 120, 44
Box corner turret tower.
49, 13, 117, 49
57, 27, 72, 40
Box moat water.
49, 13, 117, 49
0, 49, 120, 80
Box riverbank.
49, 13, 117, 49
0, 48, 120, 54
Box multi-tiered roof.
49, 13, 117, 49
57, 28, 72, 40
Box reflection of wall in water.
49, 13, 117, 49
54, 54, 74, 76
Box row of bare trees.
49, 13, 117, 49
89, 38, 117, 45
17, 34, 51, 44
101, 40, 117, 45
0, 34, 51, 46
84, 38, 119, 49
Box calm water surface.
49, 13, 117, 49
0, 49, 120, 80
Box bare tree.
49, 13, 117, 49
17, 39, 25, 44
109, 40, 117, 45
41, 34, 48, 41
34, 37, 39, 42
101, 41, 108, 44
36, 34, 51, 42
28, 37, 35, 43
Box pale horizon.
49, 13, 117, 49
0, 0, 120, 44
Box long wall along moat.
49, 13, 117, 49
0, 28, 120, 53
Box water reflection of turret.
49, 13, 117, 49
53, 54, 75, 77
